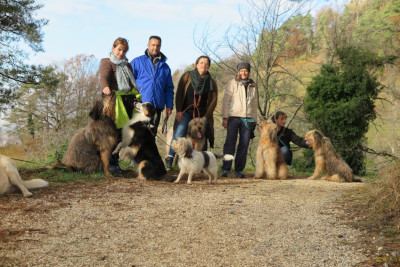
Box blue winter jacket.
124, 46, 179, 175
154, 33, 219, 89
130, 51, 174, 110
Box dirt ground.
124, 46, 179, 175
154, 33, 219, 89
0, 172, 392, 266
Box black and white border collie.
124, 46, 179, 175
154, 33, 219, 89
112, 102, 166, 180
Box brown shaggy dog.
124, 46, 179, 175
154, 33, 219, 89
255, 120, 288, 180
62, 96, 117, 176
186, 118, 206, 151
304, 130, 354, 182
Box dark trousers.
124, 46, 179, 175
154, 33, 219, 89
280, 146, 293, 166
110, 128, 122, 166
222, 117, 252, 173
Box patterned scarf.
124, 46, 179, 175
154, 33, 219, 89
109, 52, 137, 92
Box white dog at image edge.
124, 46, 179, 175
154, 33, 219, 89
171, 137, 234, 184
0, 154, 48, 197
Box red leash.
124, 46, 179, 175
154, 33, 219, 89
181, 90, 201, 120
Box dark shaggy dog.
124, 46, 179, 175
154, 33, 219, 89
113, 102, 166, 180
62, 97, 117, 176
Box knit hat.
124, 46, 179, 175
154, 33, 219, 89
236, 62, 251, 72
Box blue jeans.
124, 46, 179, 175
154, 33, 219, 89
280, 146, 293, 166
222, 117, 251, 173
167, 112, 207, 157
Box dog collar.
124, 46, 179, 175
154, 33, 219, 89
185, 152, 193, 158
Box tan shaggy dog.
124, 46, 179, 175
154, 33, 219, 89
62, 96, 118, 176
255, 120, 288, 180
186, 118, 206, 151
0, 154, 48, 197
304, 130, 354, 182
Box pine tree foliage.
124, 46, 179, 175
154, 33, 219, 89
0, 0, 47, 111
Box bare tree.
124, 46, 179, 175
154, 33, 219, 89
5, 55, 100, 156
195, 0, 314, 119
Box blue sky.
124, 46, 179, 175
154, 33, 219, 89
30, 0, 348, 72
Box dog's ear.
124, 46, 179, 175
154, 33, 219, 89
89, 101, 103, 120
269, 127, 277, 142
186, 142, 193, 154
313, 130, 323, 145
171, 140, 177, 148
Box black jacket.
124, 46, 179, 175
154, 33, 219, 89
277, 127, 309, 150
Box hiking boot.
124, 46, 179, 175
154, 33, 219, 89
165, 156, 173, 171
221, 171, 228, 177
109, 165, 125, 174
235, 171, 245, 178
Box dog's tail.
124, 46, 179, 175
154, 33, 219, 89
22, 179, 49, 189
214, 154, 234, 161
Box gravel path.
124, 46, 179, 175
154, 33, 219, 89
0, 176, 368, 266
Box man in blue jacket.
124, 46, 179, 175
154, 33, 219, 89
131, 36, 174, 132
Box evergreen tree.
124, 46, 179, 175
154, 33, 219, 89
354, 0, 400, 56
0, 0, 48, 111
304, 46, 393, 175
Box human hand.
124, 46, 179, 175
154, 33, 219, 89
102, 87, 111, 95
166, 108, 172, 116
176, 112, 183, 122
222, 119, 228, 128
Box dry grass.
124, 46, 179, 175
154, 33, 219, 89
366, 161, 400, 233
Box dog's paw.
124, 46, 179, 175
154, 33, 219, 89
23, 192, 33, 198
307, 176, 316, 180
104, 170, 114, 178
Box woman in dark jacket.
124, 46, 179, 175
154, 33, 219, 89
272, 111, 310, 166
165, 55, 218, 170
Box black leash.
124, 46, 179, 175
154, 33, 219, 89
146, 124, 172, 149
161, 114, 169, 134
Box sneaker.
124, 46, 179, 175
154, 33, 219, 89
235, 171, 245, 178
165, 156, 173, 171
221, 171, 228, 177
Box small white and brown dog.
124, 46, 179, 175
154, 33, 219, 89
171, 137, 233, 184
